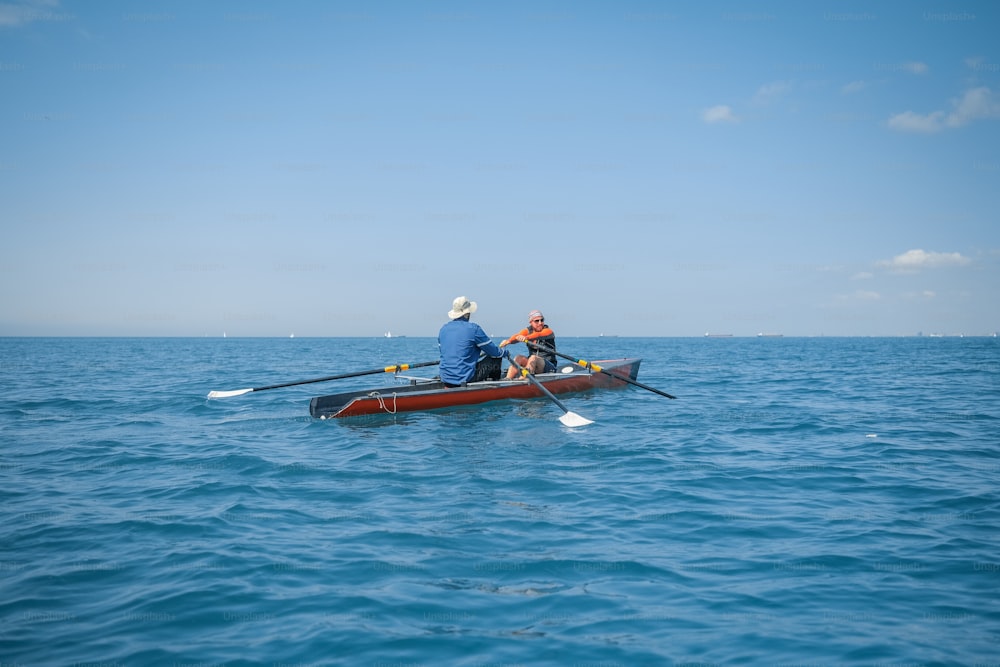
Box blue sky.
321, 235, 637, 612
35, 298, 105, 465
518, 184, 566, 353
2, 0, 998, 337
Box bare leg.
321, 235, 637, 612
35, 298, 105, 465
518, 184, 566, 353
506, 354, 530, 379
527, 355, 546, 373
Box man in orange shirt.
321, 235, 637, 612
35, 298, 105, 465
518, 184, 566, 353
499, 309, 557, 380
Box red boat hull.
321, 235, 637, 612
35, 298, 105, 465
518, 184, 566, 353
309, 358, 641, 419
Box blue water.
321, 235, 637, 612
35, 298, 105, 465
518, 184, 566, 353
2, 336, 999, 665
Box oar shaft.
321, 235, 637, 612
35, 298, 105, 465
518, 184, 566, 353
534, 343, 676, 399
512, 360, 572, 412
251, 360, 440, 392
509, 356, 589, 423
208, 360, 441, 398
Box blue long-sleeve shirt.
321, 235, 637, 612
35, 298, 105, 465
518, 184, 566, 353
438, 318, 504, 385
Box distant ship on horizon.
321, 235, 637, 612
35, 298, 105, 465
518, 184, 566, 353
704, 332, 733, 338
757, 332, 783, 338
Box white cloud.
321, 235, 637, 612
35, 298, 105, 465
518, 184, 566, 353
888, 86, 1000, 133
887, 110, 945, 133
946, 86, 1000, 126
0, 0, 60, 27
702, 105, 739, 124
877, 249, 971, 272
902, 61, 929, 75
851, 271, 874, 280
842, 80, 867, 94
753, 81, 791, 105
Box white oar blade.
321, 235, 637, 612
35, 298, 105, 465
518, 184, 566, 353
559, 411, 593, 427
207, 388, 253, 399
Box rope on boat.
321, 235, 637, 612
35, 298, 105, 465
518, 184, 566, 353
369, 391, 398, 414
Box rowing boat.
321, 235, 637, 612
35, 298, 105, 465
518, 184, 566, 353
309, 358, 641, 419
310, 358, 641, 419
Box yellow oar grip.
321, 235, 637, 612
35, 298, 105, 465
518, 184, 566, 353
575, 359, 603, 372
385, 364, 410, 372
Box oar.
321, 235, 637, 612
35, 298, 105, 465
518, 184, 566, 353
507, 356, 592, 427
207, 360, 441, 399
532, 342, 676, 399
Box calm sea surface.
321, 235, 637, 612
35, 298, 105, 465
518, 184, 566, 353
2, 336, 998, 666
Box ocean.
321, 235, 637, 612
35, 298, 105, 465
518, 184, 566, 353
2, 336, 998, 666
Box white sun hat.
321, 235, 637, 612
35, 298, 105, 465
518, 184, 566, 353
447, 296, 478, 319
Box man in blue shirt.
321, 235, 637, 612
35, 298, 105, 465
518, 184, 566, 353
438, 296, 508, 387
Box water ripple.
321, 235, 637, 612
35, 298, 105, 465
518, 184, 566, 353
2, 337, 999, 664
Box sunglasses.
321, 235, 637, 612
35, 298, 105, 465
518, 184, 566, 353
531, 318, 544, 323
